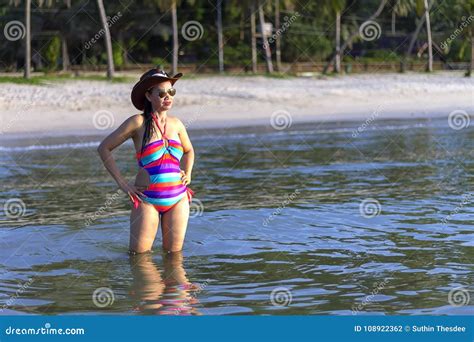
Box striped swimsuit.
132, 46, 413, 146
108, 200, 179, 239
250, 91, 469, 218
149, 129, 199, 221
135, 116, 194, 214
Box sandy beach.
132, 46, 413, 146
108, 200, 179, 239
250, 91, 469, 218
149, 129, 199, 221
0, 72, 472, 137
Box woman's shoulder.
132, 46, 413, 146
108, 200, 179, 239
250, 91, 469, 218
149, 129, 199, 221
125, 113, 145, 127
167, 115, 185, 129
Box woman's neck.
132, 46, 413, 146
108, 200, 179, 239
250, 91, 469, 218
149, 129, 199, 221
152, 110, 167, 123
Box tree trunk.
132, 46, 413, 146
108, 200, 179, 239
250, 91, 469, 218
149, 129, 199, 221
423, 0, 433, 72
250, 1, 257, 73
275, 0, 281, 72
335, 10, 341, 73
258, 0, 273, 73
401, 13, 427, 72
391, 10, 396, 34
470, 27, 474, 76
24, 0, 31, 79
61, 33, 70, 71
217, 0, 224, 73
239, 11, 245, 40
323, 0, 388, 74
171, 0, 179, 74
96, 0, 114, 79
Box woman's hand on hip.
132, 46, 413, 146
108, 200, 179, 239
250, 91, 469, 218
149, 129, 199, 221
120, 183, 146, 203
180, 170, 191, 186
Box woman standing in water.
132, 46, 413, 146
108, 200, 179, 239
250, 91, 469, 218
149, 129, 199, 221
98, 69, 195, 254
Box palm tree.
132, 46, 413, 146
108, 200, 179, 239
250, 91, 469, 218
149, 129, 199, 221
59, 1, 72, 71
323, 0, 389, 74
469, 27, 474, 77
405, 0, 433, 72
250, 0, 257, 72
273, 0, 297, 72
421, 0, 433, 71
391, 0, 414, 34
274, 0, 281, 71
232, 0, 263, 73
322, 0, 346, 73
154, 0, 195, 75
24, 0, 31, 79
96, 0, 114, 78
12, 0, 70, 79
171, 0, 178, 74
404, 8, 426, 70
451, 0, 474, 76
466, 0, 474, 76
153, 0, 179, 74
257, 0, 273, 73
216, 0, 224, 73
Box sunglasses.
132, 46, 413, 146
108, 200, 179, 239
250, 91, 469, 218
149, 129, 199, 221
147, 87, 176, 98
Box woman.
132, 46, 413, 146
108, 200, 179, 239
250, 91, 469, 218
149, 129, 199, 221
98, 69, 195, 254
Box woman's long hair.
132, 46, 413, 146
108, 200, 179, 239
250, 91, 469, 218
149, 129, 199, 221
141, 98, 155, 153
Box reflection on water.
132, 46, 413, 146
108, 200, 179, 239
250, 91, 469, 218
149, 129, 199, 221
130, 251, 202, 315
0, 118, 472, 315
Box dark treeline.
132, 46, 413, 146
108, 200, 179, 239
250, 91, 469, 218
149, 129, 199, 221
0, 0, 472, 78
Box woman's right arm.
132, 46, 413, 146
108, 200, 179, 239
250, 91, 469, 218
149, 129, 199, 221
97, 114, 145, 203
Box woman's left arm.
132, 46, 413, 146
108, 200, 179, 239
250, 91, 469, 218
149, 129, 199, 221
178, 119, 194, 186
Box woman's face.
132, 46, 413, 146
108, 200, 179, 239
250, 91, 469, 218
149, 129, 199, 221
145, 80, 174, 112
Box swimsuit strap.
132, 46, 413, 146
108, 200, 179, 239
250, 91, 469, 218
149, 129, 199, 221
151, 114, 168, 146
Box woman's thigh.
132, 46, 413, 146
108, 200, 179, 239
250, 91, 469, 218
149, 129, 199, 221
129, 201, 159, 253
160, 195, 190, 252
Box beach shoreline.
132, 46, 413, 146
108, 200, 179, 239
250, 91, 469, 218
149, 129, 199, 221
0, 72, 472, 139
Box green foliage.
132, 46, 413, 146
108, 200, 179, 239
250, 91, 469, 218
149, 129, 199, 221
223, 44, 252, 66
45, 36, 61, 71
0, 74, 134, 85
0, 0, 472, 73
364, 49, 402, 61
152, 57, 169, 69
282, 28, 333, 62
112, 42, 124, 68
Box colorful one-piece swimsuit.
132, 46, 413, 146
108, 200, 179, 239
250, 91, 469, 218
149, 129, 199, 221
135, 115, 194, 214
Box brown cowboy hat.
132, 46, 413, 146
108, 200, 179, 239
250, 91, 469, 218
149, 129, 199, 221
131, 68, 183, 111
